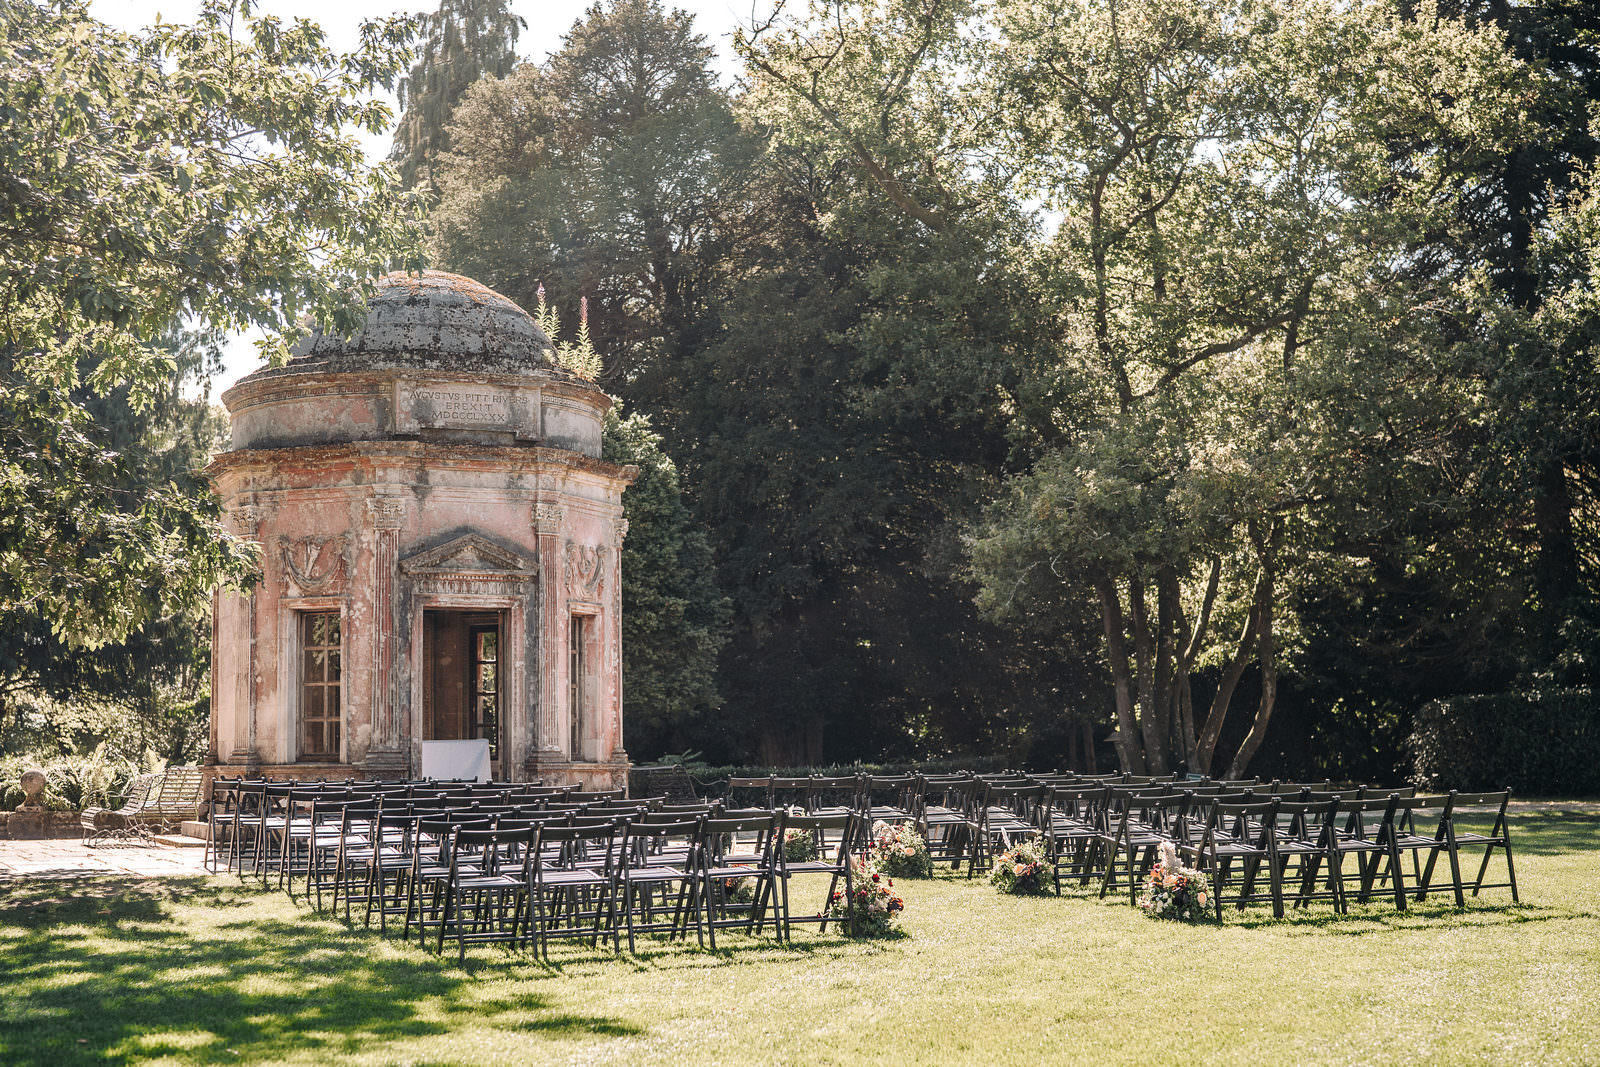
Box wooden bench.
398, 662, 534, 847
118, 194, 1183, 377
80, 767, 207, 845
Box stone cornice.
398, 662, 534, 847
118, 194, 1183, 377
207, 440, 638, 487
221, 365, 611, 416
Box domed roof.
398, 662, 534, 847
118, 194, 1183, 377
244, 271, 557, 381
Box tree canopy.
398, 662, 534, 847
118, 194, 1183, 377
389, 0, 525, 191
0, 0, 423, 648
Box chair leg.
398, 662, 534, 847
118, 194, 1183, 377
1444, 823, 1466, 908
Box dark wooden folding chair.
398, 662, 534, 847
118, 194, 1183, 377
910, 774, 972, 868
1268, 798, 1343, 912
1098, 788, 1187, 903
967, 781, 1046, 878
614, 817, 705, 951
773, 811, 859, 939
1417, 789, 1519, 906
528, 820, 623, 960
434, 824, 537, 962
696, 812, 782, 949
1380, 794, 1456, 908
1184, 797, 1283, 919
1040, 783, 1112, 891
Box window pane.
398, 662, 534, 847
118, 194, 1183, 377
327, 650, 341, 680
477, 631, 497, 661
303, 686, 323, 721
478, 663, 496, 694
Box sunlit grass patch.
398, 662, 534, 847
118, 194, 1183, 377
0, 813, 1594, 1066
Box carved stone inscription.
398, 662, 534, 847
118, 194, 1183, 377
395, 381, 534, 434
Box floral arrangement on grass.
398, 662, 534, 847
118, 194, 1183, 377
1137, 842, 1212, 922
989, 835, 1053, 895
869, 820, 933, 878
826, 855, 904, 937
783, 825, 818, 863
721, 870, 758, 905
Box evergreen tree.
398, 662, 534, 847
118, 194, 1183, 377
431, 0, 762, 387
602, 407, 730, 757
390, 0, 525, 191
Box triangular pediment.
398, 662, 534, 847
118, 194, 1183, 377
401, 534, 535, 576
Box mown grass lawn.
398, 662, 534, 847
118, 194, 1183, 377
1, 813, 1596, 1066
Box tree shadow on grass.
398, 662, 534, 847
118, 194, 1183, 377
0, 876, 641, 1064
1224, 898, 1586, 934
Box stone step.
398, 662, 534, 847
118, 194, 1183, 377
179, 820, 212, 840
152, 833, 207, 848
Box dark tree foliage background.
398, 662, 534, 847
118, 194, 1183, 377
14, 0, 1597, 783
390, 0, 1600, 776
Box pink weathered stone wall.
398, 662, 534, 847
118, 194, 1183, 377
210, 273, 636, 792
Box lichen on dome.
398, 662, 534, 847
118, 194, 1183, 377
242, 270, 558, 382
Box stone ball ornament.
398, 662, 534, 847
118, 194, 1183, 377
18, 768, 46, 809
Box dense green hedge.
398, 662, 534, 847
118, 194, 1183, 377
1410, 688, 1600, 795
684, 755, 1019, 797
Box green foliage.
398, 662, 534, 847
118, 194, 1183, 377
0, 747, 142, 811
602, 406, 730, 757
0, 0, 424, 649
533, 289, 603, 380
431, 0, 762, 386
1410, 689, 1600, 795
390, 0, 524, 191
0, 331, 229, 761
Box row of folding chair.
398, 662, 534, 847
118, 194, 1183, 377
1036, 784, 1518, 918
214, 781, 878, 961
205, 777, 626, 876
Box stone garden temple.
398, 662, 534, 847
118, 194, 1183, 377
207, 271, 634, 788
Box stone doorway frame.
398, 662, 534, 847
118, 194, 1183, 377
400, 534, 537, 779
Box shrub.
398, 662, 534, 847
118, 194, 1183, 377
0, 748, 141, 811
989, 835, 1053, 895
1410, 689, 1600, 795
868, 820, 933, 878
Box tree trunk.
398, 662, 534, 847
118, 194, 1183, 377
1533, 458, 1579, 658
1095, 576, 1146, 774
1165, 561, 1211, 768
1175, 681, 1197, 771
1127, 576, 1168, 773
1227, 566, 1278, 778
1081, 719, 1099, 774
1153, 571, 1177, 764
1194, 568, 1265, 774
